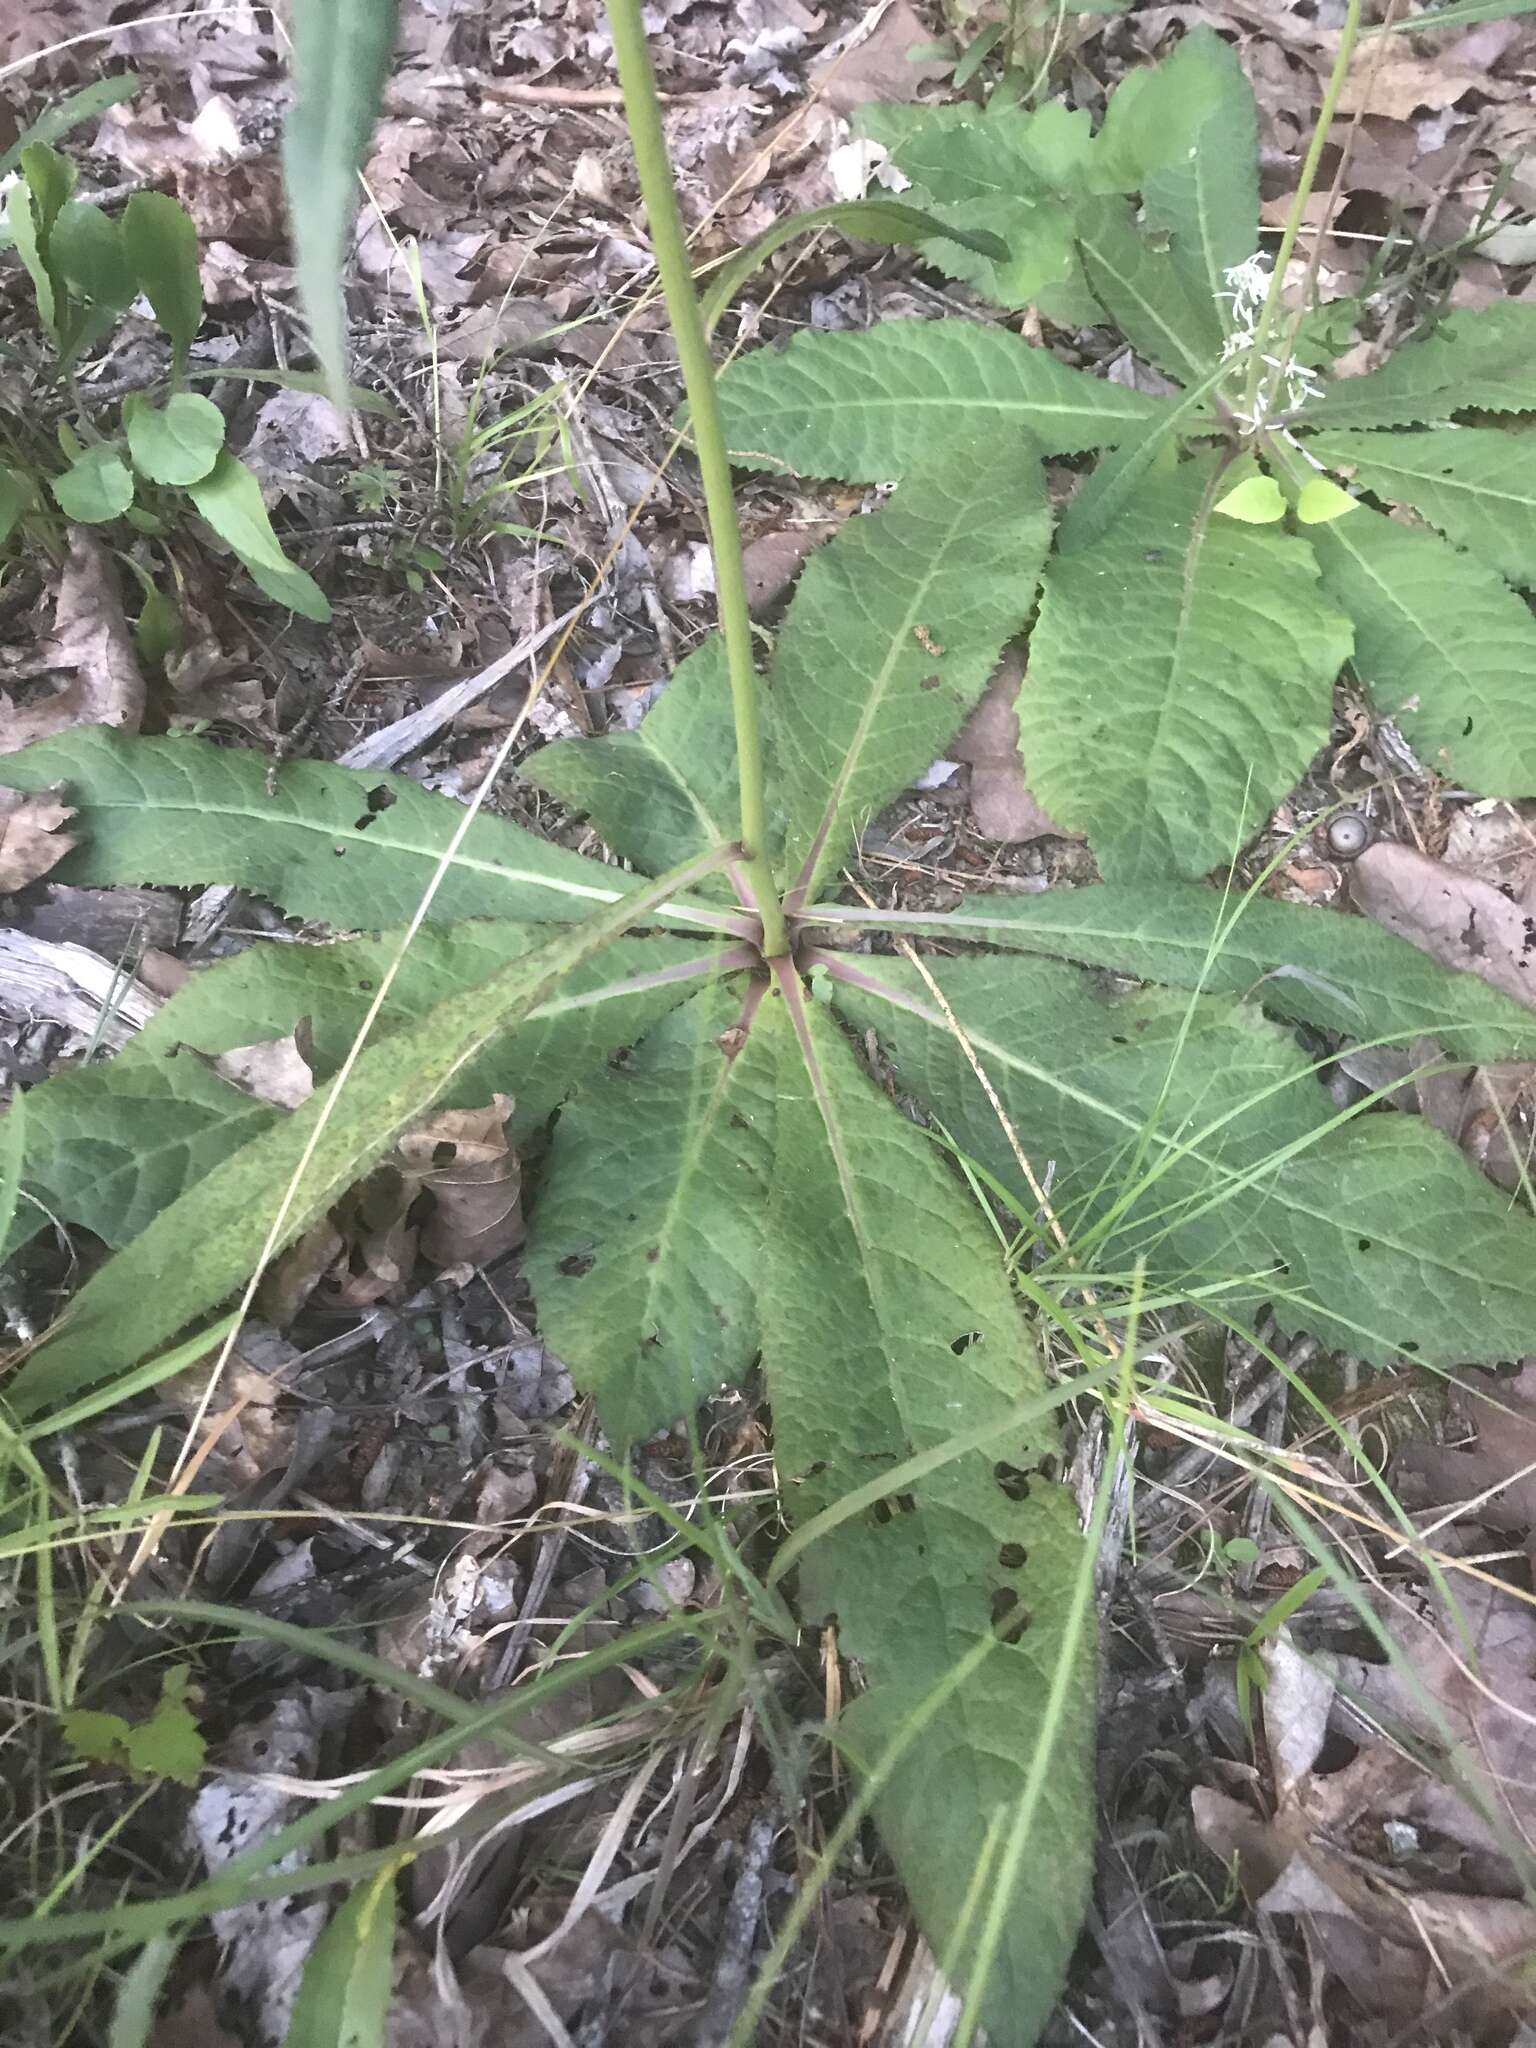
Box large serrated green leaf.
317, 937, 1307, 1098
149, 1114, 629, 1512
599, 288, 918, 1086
828, 953, 1319, 1268
772, 438, 1050, 903
1309, 503, 1536, 795
1090, 26, 1237, 193
0, 731, 734, 937
127, 925, 717, 1139
1309, 427, 1536, 589
858, 105, 1085, 316
1139, 27, 1259, 334
526, 980, 776, 1440
716, 320, 1169, 482
827, 956, 1536, 1366
1027, 458, 1352, 879
523, 638, 746, 893
7, 852, 724, 1420
765, 987, 1093, 2041
1305, 305, 1536, 428
282, 0, 400, 409
2, 1055, 277, 1261
803, 880, 1536, 1064
1075, 194, 1221, 381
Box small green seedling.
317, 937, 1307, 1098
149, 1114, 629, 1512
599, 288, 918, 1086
1, 144, 330, 623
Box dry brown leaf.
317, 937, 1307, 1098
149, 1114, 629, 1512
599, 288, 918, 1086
432, 297, 557, 363
952, 653, 1076, 844
1334, 49, 1493, 120
213, 1031, 316, 1110
810, 0, 951, 115
1261, 1632, 1335, 1806
326, 1169, 418, 1307
1396, 1360, 1536, 1548
259, 1215, 346, 1329
0, 533, 146, 755
241, 389, 352, 505
742, 518, 842, 611
1349, 839, 1536, 1012
0, 786, 76, 891
398, 1095, 524, 1268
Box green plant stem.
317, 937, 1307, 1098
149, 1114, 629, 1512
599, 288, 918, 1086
1238, 0, 1362, 428
605, 0, 789, 959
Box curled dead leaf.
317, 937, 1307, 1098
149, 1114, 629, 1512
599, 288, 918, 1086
0, 534, 146, 756
0, 787, 77, 891
397, 1095, 523, 1268
1349, 838, 1536, 1013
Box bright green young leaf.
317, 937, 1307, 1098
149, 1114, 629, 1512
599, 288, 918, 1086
524, 637, 746, 892
0, 76, 139, 185
1308, 426, 1536, 586
6, 849, 726, 1419
802, 879, 1536, 1063
0, 467, 25, 546
51, 443, 135, 523
1074, 194, 1222, 382
186, 452, 330, 621
1215, 474, 1285, 522
121, 192, 203, 366
1, 1053, 278, 1261
1295, 475, 1359, 525
282, 0, 401, 409
527, 979, 777, 1440
123, 1668, 205, 1786
772, 436, 1050, 904
61, 1668, 205, 1786
124, 391, 226, 486
1309, 502, 1536, 795
1027, 457, 1352, 879
127, 925, 720, 1138
700, 198, 1008, 335
0, 730, 736, 936
764, 985, 1093, 2041
285, 1865, 398, 2048
1138, 28, 1259, 331
827, 954, 1536, 1366
716, 319, 1170, 481
1305, 304, 1536, 428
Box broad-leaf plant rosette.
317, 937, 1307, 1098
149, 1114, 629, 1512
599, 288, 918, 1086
7, 13, 1536, 2038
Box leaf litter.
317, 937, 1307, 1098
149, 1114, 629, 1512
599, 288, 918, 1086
8, 1, 1536, 2044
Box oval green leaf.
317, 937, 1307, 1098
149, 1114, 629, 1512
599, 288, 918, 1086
1215, 473, 1285, 523
122, 191, 202, 365
51, 444, 134, 523
125, 391, 226, 486
1296, 475, 1359, 525
186, 450, 330, 620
